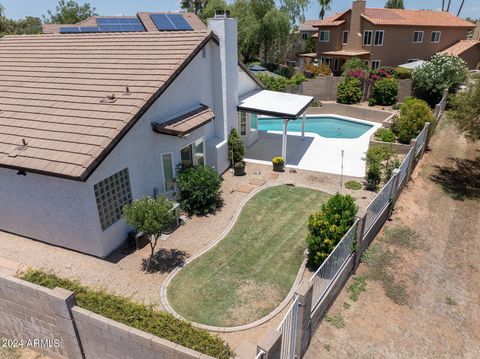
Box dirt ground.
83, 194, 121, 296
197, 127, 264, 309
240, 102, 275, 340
305, 118, 480, 358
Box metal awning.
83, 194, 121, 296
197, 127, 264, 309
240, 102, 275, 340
152, 104, 214, 137
237, 90, 314, 119
398, 60, 426, 69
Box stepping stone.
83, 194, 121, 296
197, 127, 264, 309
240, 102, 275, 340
265, 172, 279, 180
249, 178, 266, 186
236, 184, 255, 193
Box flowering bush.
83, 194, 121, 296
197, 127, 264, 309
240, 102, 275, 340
347, 69, 368, 79
342, 57, 368, 75
412, 53, 468, 106
337, 77, 363, 104
371, 77, 399, 106
370, 66, 396, 79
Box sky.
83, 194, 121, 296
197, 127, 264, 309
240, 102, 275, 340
2, 0, 479, 21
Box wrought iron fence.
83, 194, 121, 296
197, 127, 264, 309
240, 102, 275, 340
277, 296, 299, 359
309, 220, 358, 310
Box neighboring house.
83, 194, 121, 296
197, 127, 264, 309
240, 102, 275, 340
303, 0, 476, 73
299, 20, 319, 40
442, 40, 480, 69
0, 12, 312, 258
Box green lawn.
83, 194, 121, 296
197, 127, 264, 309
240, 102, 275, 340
168, 185, 330, 327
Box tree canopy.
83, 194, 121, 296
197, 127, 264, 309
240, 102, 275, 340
385, 0, 405, 9
280, 0, 310, 27
0, 3, 42, 36
43, 0, 97, 24
450, 80, 480, 141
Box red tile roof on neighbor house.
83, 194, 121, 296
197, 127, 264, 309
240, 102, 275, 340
441, 39, 480, 56
0, 30, 215, 180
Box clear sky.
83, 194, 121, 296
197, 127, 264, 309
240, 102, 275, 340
2, 0, 479, 21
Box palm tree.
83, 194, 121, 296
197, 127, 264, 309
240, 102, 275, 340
441, 0, 445, 11
318, 0, 332, 20
0, 3, 5, 18
446, 0, 452, 11
457, 0, 466, 16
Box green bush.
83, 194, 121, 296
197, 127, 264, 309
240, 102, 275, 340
337, 77, 363, 104
385, 156, 401, 182
448, 79, 480, 141
342, 57, 368, 75
345, 180, 362, 190
394, 67, 412, 79
176, 166, 223, 216
228, 128, 245, 165
19, 270, 234, 358
365, 145, 400, 185
257, 72, 306, 91
368, 97, 377, 106
365, 161, 382, 191
366, 145, 396, 167
375, 128, 396, 142
306, 194, 357, 269
371, 77, 399, 106
412, 53, 468, 106
393, 97, 435, 144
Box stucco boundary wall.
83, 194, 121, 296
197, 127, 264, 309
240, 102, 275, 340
0, 272, 214, 359
301, 76, 413, 102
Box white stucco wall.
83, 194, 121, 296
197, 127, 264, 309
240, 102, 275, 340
238, 68, 260, 97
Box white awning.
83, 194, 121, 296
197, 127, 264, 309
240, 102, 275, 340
238, 90, 314, 119
398, 60, 426, 69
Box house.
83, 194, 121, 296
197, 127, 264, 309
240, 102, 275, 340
0, 12, 312, 258
304, 0, 477, 72
299, 20, 319, 40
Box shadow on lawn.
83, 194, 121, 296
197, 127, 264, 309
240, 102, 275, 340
430, 152, 480, 201
142, 248, 189, 273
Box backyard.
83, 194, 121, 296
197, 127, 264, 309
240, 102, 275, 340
167, 185, 330, 327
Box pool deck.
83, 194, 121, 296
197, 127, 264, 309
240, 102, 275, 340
245, 114, 382, 178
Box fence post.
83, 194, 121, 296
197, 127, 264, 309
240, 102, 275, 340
294, 282, 313, 359
257, 330, 282, 359
353, 211, 367, 272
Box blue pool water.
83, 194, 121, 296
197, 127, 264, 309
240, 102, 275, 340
256, 116, 373, 139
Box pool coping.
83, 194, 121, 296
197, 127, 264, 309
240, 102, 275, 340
160, 184, 312, 333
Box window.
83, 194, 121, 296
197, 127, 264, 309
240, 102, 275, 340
94, 168, 132, 231
430, 31, 441, 43
161, 153, 175, 193
333, 58, 340, 71
363, 30, 373, 46
413, 31, 424, 43
374, 30, 384, 46
238, 112, 247, 136
371, 60, 381, 69
342, 30, 349, 45
301, 32, 308, 40
321, 57, 332, 66
180, 137, 204, 169
319, 30, 330, 42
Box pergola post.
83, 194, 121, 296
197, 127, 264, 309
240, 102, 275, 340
282, 119, 288, 161
301, 112, 306, 138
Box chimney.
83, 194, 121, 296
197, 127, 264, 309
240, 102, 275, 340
346, 0, 366, 50
208, 11, 238, 142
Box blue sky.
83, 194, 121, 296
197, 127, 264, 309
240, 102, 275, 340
2, 0, 479, 20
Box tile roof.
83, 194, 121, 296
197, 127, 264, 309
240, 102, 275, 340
0, 31, 214, 180
441, 39, 480, 56
299, 20, 321, 31
152, 104, 214, 137
362, 8, 475, 27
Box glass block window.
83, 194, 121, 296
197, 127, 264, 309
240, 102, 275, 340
94, 168, 132, 230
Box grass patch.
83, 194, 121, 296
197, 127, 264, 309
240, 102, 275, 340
383, 226, 421, 250
324, 313, 345, 328
19, 270, 234, 359
445, 296, 457, 305
347, 275, 367, 301
345, 180, 362, 190
168, 186, 330, 327
343, 302, 351, 310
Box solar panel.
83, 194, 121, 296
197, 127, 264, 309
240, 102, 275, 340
150, 14, 176, 31
59, 27, 81, 33
79, 27, 100, 33
95, 17, 145, 32
167, 14, 192, 31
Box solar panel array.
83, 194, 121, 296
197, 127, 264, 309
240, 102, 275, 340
150, 14, 193, 31
59, 17, 145, 33
59, 27, 100, 33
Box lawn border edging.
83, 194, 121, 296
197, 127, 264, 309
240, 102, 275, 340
160, 183, 311, 333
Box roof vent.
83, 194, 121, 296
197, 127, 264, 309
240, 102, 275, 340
123, 86, 131, 96
214, 10, 230, 18
100, 94, 117, 103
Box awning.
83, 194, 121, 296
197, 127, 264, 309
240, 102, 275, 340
152, 104, 214, 137
322, 50, 371, 57
398, 60, 426, 69
238, 90, 314, 119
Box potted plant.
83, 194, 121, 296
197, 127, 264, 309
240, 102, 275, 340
233, 161, 246, 176
272, 156, 285, 172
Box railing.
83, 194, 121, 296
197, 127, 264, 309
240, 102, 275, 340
254, 350, 265, 359
309, 220, 359, 310
415, 124, 429, 157
277, 296, 299, 359
364, 177, 395, 235
397, 147, 414, 190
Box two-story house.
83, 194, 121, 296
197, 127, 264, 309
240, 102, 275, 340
307, 0, 478, 73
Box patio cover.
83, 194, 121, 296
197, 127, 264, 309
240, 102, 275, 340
398, 60, 426, 69
152, 104, 214, 137
238, 90, 314, 119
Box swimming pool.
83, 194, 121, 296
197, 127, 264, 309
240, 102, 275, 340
257, 116, 373, 139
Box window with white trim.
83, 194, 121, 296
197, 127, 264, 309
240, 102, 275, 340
430, 31, 441, 43
161, 153, 175, 193
374, 30, 384, 46
319, 30, 330, 42
371, 60, 381, 69
363, 30, 373, 46
342, 31, 349, 45
321, 57, 332, 66
180, 137, 204, 169
413, 31, 424, 43
238, 112, 247, 136
94, 168, 132, 231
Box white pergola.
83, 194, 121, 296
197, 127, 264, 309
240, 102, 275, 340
238, 90, 314, 160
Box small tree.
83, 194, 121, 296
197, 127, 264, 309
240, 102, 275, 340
228, 128, 245, 165
371, 77, 399, 106
385, 0, 404, 9
123, 196, 175, 271
449, 80, 480, 141
365, 161, 382, 191
43, 0, 97, 24
342, 57, 368, 75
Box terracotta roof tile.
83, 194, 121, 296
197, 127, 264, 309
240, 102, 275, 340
441, 39, 480, 56
0, 31, 213, 180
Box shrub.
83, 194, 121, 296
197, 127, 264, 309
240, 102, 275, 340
337, 77, 363, 104
366, 145, 396, 167
276, 65, 293, 78
448, 79, 480, 141
345, 180, 362, 190
306, 194, 358, 269
306, 63, 332, 76
342, 57, 368, 74
395, 67, 412, 79
272, 156, 284, 165
375, 128, 396, 142
19, 270, 234, 359
365, 161, 382, 191
385, 156, 401, 182
368, 98, 377, 106
257, 73, 288, 91
176, 166, 223, 216
393, 97, 435, 144
370, 66, 396, 80
371, 77, 399, 106
347, 69, 368, 79
228, 128, 245, 165
412, 53, 468, 106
